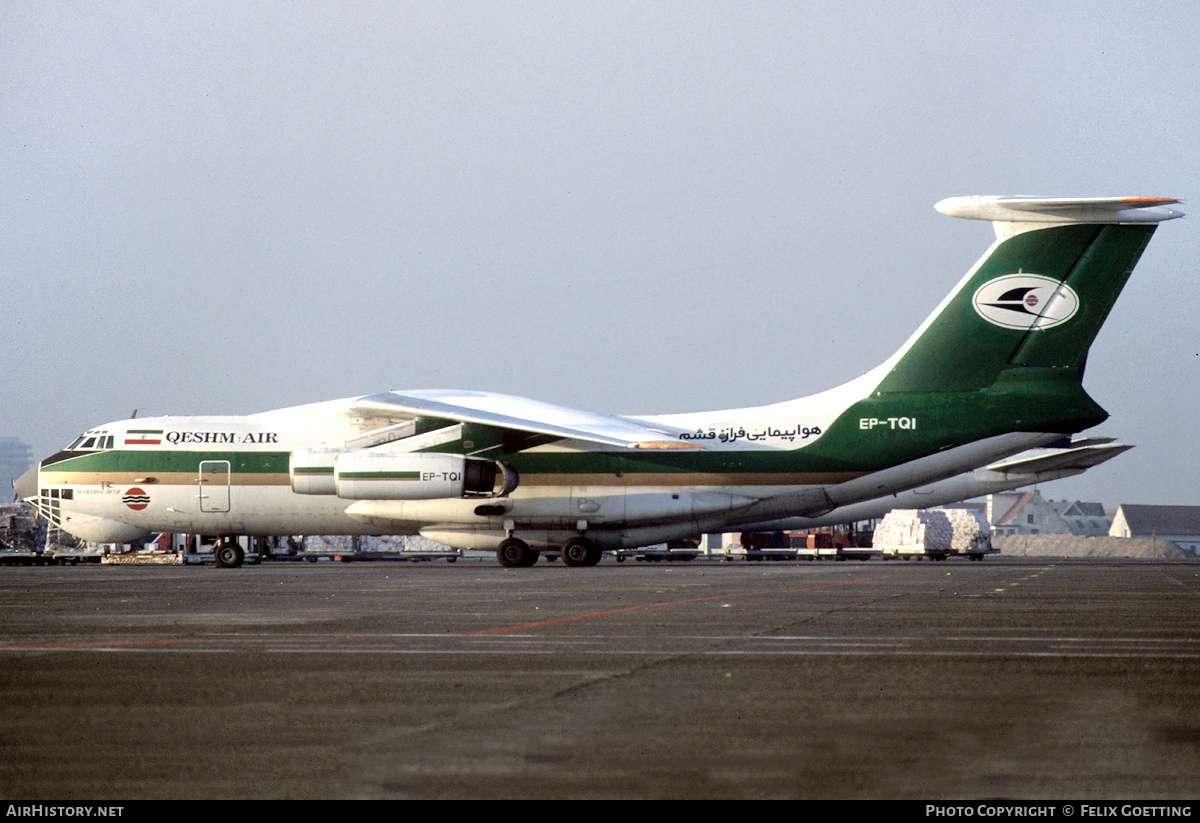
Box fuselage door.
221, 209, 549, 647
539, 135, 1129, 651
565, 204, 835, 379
198, 460, 231, 513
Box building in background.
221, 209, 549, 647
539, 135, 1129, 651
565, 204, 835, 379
982, 491, 1113, 537
1110, 505, 1200, 557
986, 491, 1068, 536
1053, 501, 1112, 536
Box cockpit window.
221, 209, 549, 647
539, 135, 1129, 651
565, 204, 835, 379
64, 433, 113, 451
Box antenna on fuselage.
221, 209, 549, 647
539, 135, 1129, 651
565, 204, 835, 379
131, 409, 138, 419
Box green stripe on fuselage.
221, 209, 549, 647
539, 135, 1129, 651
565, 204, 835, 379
40, 450, 291, 476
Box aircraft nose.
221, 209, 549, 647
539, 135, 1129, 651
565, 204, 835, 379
13, 465, 37, 502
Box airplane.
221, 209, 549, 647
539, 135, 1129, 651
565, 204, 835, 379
14, 195, 1182, 568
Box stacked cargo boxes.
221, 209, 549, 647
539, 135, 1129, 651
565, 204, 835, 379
875, 508, 994, 560
874, 509, 954, 560
943, 508, 993, 559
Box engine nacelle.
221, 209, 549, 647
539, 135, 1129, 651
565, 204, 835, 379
335, 452, 483, 500
290, 449, 338, 495
291, 449, 516, 500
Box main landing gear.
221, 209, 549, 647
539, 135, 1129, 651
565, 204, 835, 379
496, 537, 539, 568
214, 538, 244, 569
560, 536, 602, 568
496, 536, 603, 568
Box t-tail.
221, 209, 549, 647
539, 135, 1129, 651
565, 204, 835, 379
878, 196, 1182, 396
806, 196, 1182, 466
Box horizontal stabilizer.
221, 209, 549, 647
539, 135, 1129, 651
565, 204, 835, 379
985, 440, 1132, 475
998, 196, 1181, 212
936, 196, 1182, 237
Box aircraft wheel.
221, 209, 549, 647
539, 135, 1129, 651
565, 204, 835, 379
560, 537, 595, 568
214, 540, 244, 569
497, 537, 538, 568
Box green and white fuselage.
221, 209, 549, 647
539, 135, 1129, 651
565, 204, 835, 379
17, 196, 1182, 566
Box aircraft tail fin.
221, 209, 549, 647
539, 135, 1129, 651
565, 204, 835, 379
871, 196, 1181, 396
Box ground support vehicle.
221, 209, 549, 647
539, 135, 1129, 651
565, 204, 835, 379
789, 526, 876, 561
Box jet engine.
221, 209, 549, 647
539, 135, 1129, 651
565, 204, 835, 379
290, 450, 517, 500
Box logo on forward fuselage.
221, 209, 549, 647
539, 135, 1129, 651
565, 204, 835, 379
123, 488, 149, 511
972, 274, 1079, 330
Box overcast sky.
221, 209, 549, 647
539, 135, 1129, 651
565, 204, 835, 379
3, 1, 1197, 507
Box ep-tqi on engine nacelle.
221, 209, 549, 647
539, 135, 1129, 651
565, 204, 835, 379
290, 450, 515, 500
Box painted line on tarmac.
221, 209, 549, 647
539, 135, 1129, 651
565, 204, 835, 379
466, 575, 890, 636
0, 637, 226, 651
0, 577, 894, 650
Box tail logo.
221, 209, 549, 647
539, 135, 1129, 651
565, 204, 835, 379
972, 274, 1079, 330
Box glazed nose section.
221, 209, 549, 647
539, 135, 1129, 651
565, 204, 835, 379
13, 466, 37, 502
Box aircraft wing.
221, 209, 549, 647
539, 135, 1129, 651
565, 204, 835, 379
351, 390, 698, 450
984, 439, 1132, 475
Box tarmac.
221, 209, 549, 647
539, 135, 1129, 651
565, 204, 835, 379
1, 555, 1199, 800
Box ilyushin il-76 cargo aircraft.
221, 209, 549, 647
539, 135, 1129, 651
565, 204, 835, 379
15, 195, 1182, 567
